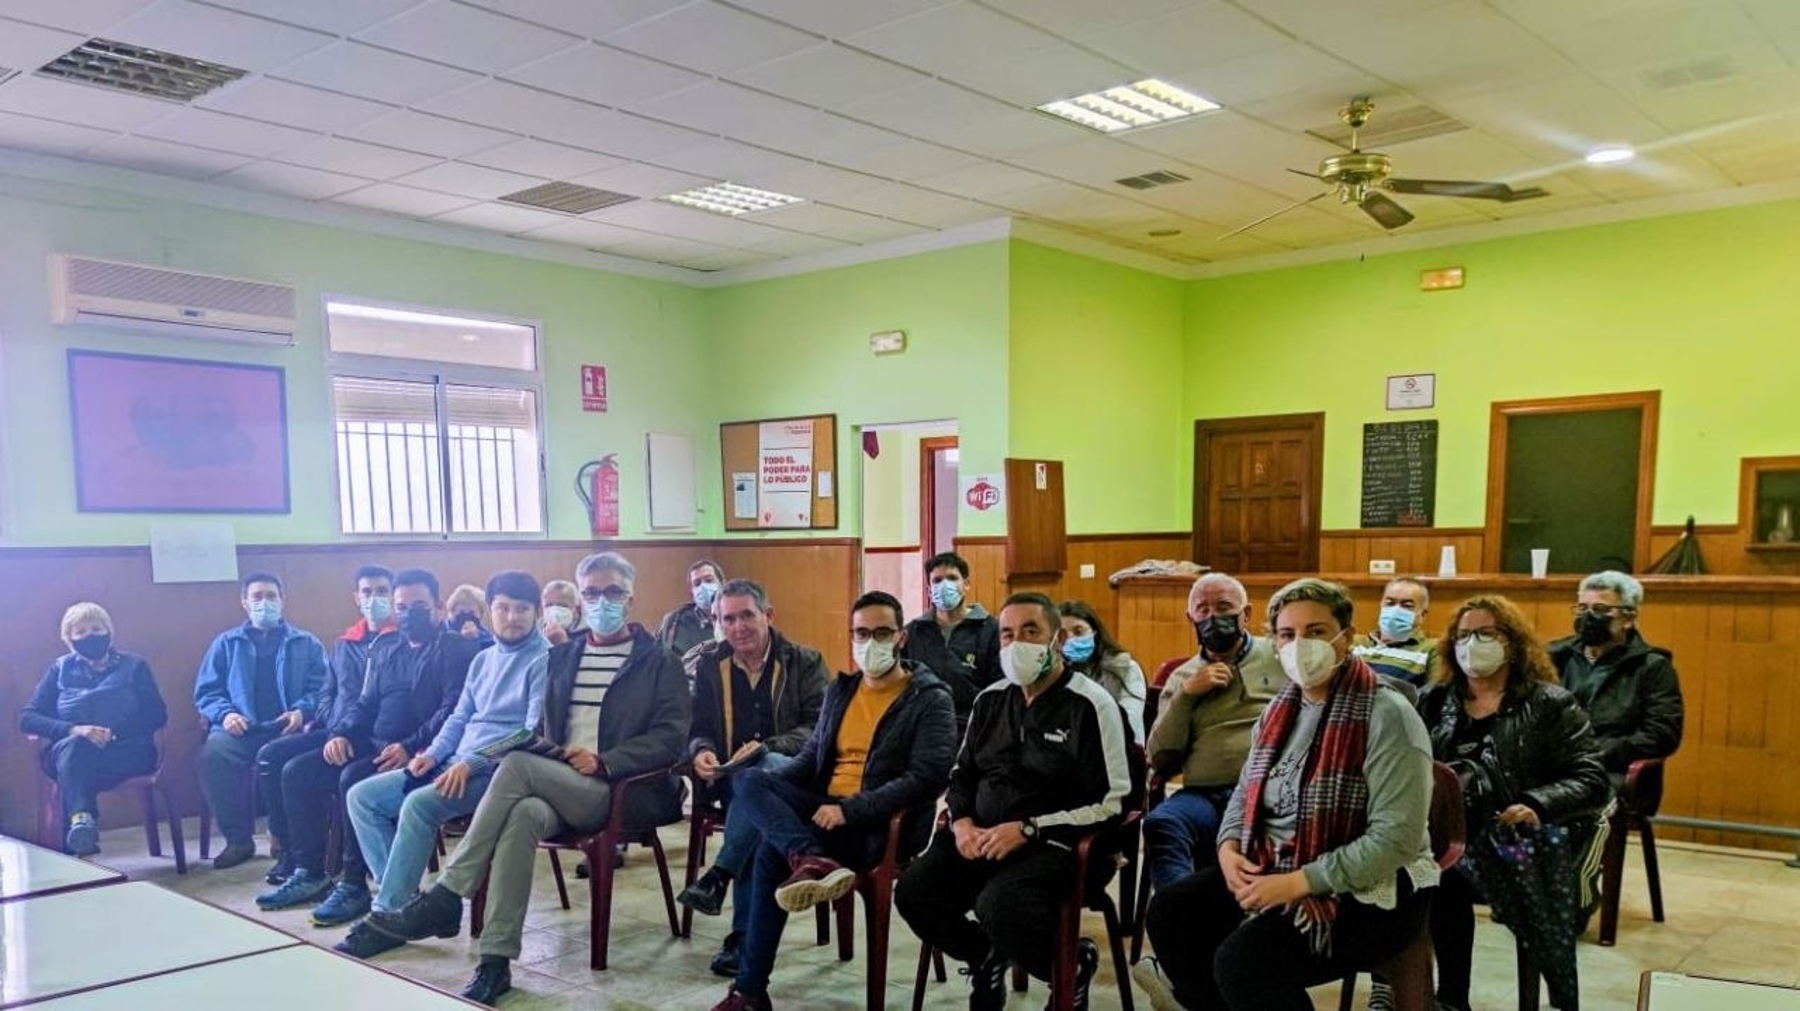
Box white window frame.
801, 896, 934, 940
321, 294, 548, 541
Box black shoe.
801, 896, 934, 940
213, 841, 256, 870
679, 869, 730, 917
265, 851, 295, 885
1068, 939, 1099, 1011
962, 950, 1009, 1011
368, 884, 463, 941
710, 931, 742, 978
573, 845, 626, 879
461, 957, 512, 1006
65, 815, 100, 857
334, 919, 406, 959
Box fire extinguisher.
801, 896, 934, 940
575, 455, 619, 538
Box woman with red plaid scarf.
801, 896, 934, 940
1139, 578, 1439, 1011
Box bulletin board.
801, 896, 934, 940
720, 413, 838, 530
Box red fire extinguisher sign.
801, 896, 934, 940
580, 364, 608, 413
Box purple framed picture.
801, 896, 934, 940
67, 350, 291, 513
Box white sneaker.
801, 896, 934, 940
1368, 981, 1395, 1011
1131, 957, 1184, 1011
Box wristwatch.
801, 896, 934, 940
1020, 817, 1039, 842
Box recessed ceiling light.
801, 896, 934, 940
660, 182, 804, 216
37, 38, 246, 103
1036, 79, 1220, 134
1585, 146, 1636, 166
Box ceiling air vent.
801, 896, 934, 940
1307, 104, 1465, 149
37, 39, 246, 103
499, 181, 636, 215
1642, 56, 1737, 90
1115, 170, 1190, 191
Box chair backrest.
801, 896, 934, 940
1428, 760, 1467, 870
1143, 655, 1188, 735
1625, 757, 1666, 816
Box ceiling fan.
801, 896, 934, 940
1224, 96, 1550, 239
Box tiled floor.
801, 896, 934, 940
72, 819, 1800, 1009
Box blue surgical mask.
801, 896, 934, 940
930, 579, 964, 612
1061, 634, 1096, 664
248, 599, 283, 630
1378, 605, 1417, 641
585, 598, 627, 636
361, 595, 393, 626
693, 580, 719, 612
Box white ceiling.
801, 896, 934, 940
0, 0, 1796, 276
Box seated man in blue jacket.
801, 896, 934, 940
194, 571, 328, 870
255, 568, 481, 925
336, 569, 550, 960
371, 551, 691, 1005
708, 590, 957, 1011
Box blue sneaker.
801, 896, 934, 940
257, 868, 333, 910
311, 879, 373, 927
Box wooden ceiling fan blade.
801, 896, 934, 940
1218, 191, 1328, 241
1360, 191, 1415, 230
1286, 167, 1323, 180
1387, 178, 1549, 202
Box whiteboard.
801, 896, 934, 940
646, 432, 696, 531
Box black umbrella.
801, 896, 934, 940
1647, 516, 1707, 575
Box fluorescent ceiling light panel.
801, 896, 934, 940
1585, 146, 1636, 166
1036, 78, 1219, 133
660, 182, 804, 216
38, 38, 247, 103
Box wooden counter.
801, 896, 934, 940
1118, 573, 1800, 851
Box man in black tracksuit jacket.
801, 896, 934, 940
896, 592, 1130, 1011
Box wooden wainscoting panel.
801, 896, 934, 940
1319, 529, 1486, 578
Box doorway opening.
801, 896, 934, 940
858, 420, 959, 611
1484, 391, 1659, 574
1193, 413, 1325, 572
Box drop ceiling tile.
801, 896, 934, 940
743, 230, 856, 256
600, 233, 735, 262
1572, 146, 1735, 199
1617, 66, 1800, 136
567, 161, 716, 197
0, 111, 117, 156
838, 79, 1019, 144
196, 78, 394, 133
926, 109, 1089, 159
1174, 43, 1385, 111
820, 179, 975, 221
736, 161, 886, 202
894, 199, 999, 229
395, 160, 547, 199
914, 159, 1056, 199
334, 182, 478, 217
944, 40, 1133, 109
1234, 204, 1375, 247
273, 41, 483, 105
273, 136, 440, 178
431, 201, 570, 234
85, 135, 251, 178
668, 248, 782, 271
518, 216, 652, 249
504, 42, 706, 108
1374, 130, 1551, 188
1738, 0, 1800, 63
630, 80, 818, 139
845, 2, 1062, 76
109, 0, 333, 71
1006, 136, 1179, 186
355, 1, 581, 74
828, 138, 986, 180
421, 79, 601, 134
1427, 75, 1669, 165
0, 18, 85, 70
0, 75, 177, 132
1083, 1, 1290, 77
1124, 166, 1292, 221
729, 43, 928, 110
1050, 195, 1167, 231
199, 0, 428, 36
604, 2, 816, 75
461, 0, 690, 39
1310, 1, 1579, 95
461, 138, 626, 180
539, 109, 710, 160
138, 108, 319, 157
1122, 111, 1340, 199
0, 0, 161, 36
989, 180, 1106, 217
214, 160, 370, 199
592, 199, 801, 245
653, 137, 813, 181
342, 110, 516, 158
980, 0, 1195, 39
729, 0, 953, 37
1683, 108, 1800, 186
1243, 0, 1458, 41
745, 111, 906, 163
753, 202, 930, 242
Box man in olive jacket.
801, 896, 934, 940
370, 552, 689, 1006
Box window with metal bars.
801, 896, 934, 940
326, 301, 544, 537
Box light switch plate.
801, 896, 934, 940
1079, 563, 1096, 579
1369, 559, 1397, 575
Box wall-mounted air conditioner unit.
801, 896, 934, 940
48, 254, 297, 346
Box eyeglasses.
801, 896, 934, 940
849, 627, 900, 644
1571, 604, 1633, 619
580, 586, 631, 603
1451, 628, 1504, 644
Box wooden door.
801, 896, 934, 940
1193, 413, 1324, 573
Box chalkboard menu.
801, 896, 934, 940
1361, 420, 1438, 527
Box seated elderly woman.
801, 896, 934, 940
19, 602, 169, 855
1418, 595, 1611, 1011
1141, 577, 1437, 1010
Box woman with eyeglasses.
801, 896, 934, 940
1418, 595, 1611, 1011
1057, 599, 1147, 742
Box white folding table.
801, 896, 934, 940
1639, 971, 1800, 1010
0, 837, 124, 904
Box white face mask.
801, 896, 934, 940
853, 639, 898, 677
543, 605, 575, 631
1456, 638, 1507, 678
1277, 630, 1346, 690
1000, 639, 1053, 688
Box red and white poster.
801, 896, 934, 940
757, 420, 813, 527
580, 364, 608, 412
960, 473, 1004, 513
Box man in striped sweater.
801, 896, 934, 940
369, 551, 690, 1006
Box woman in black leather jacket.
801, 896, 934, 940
1418, 595, 1610, 1011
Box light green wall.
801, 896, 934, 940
1008, 241, 1188, 532
1183, 199, 1800, 529
702, 242, 1010, 538
0, 173, 710, 546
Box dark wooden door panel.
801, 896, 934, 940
1194, 414, 1324, 575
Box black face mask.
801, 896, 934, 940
401, 606, 437, 643
1196, 613, 1242, 656
72, 634, 112, 661
1574, 610, 1616, 647
450, 611, 480, 633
